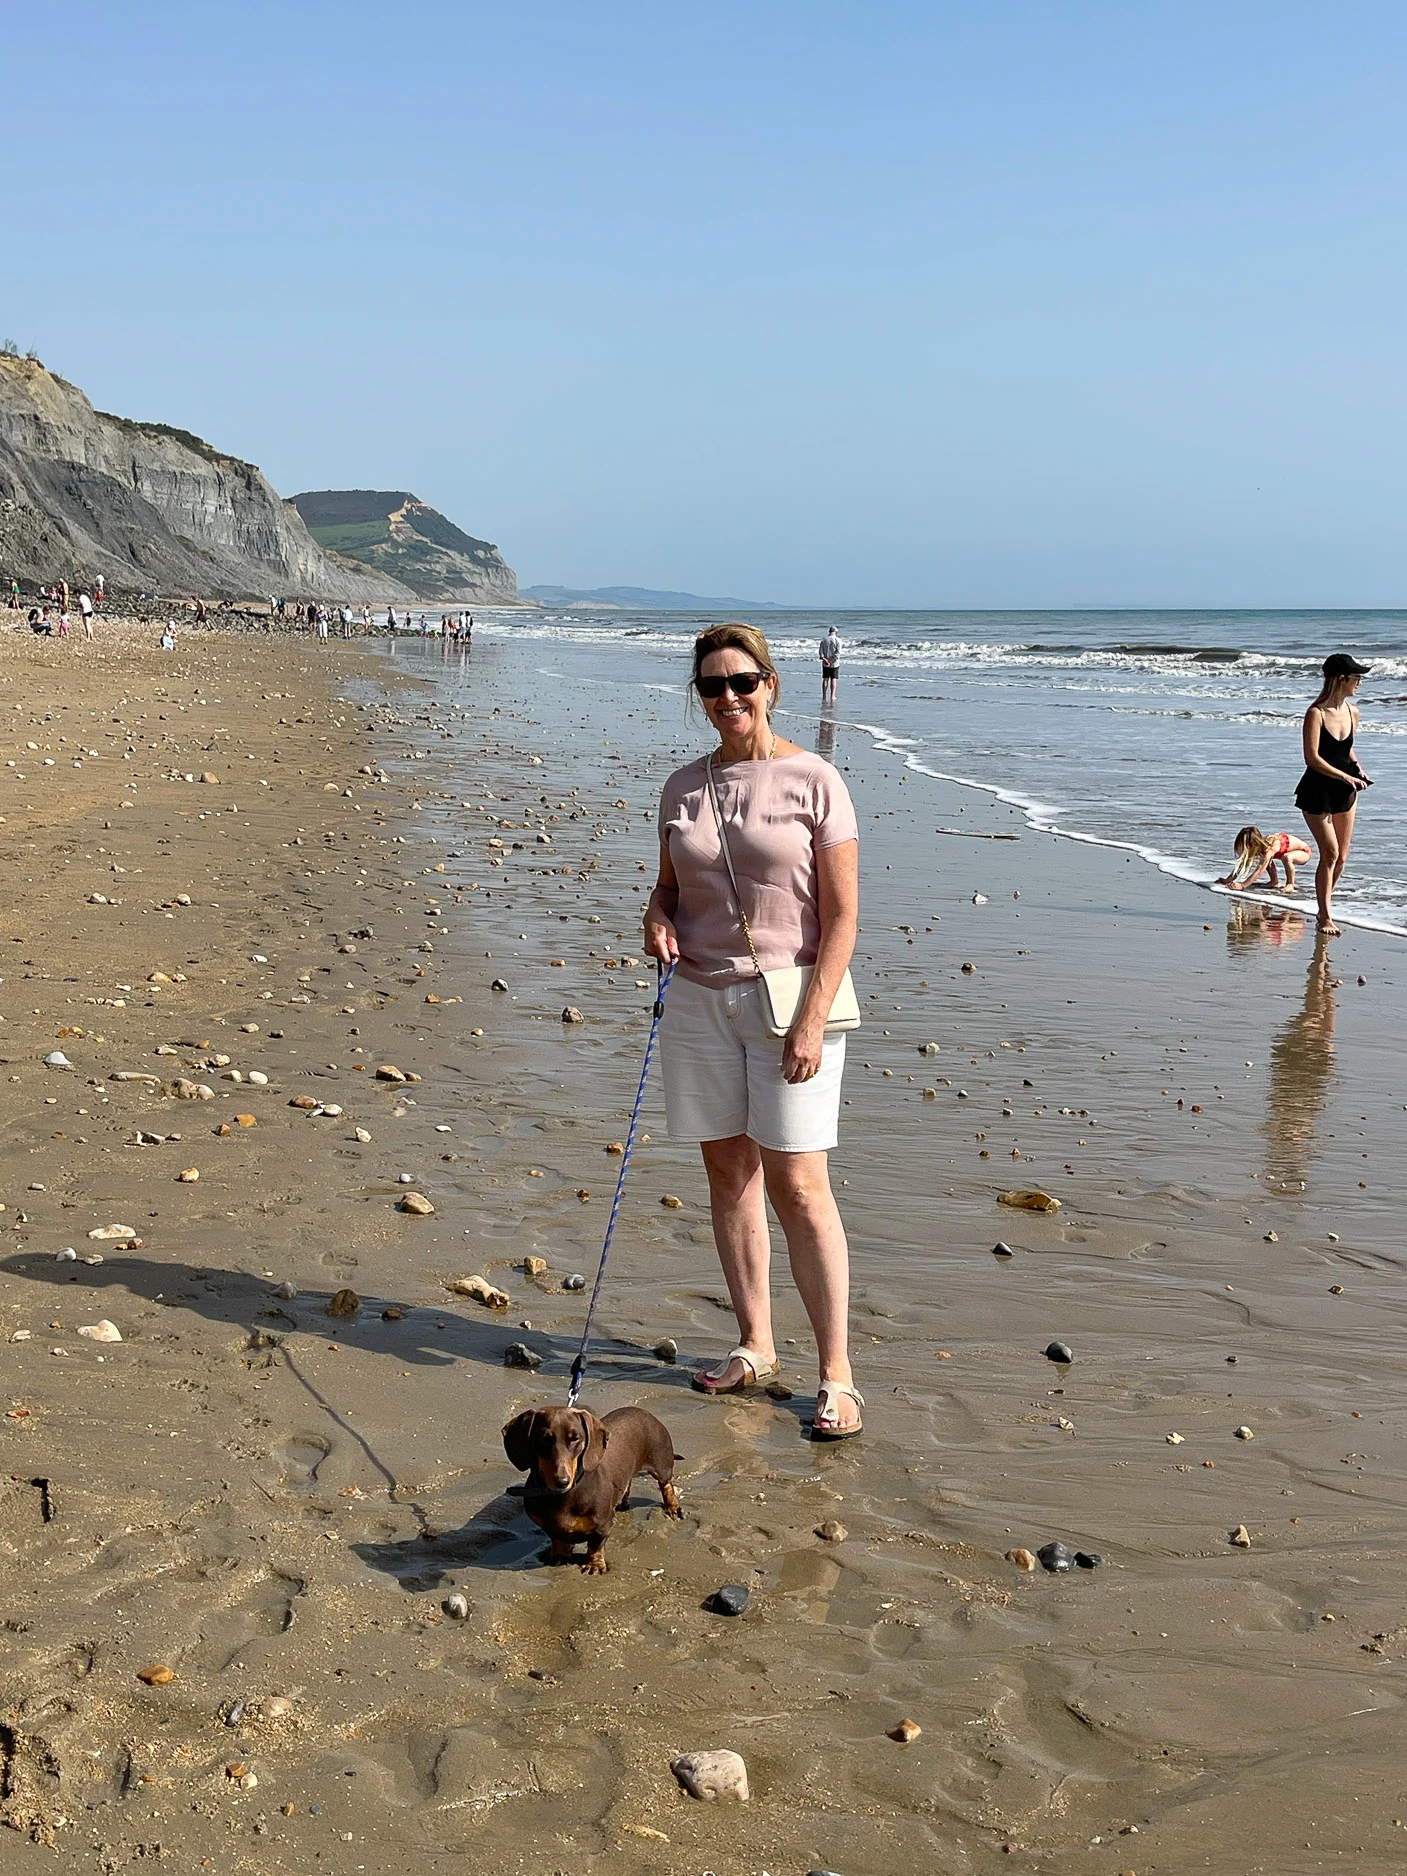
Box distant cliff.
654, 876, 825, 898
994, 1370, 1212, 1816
0, 355, 412, 601
291, 490, 522, 605
522, 583, 780, 611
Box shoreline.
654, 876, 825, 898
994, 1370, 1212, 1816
1, 624, 1404, 1871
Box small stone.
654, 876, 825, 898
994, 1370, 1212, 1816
327, 1288, 360, 1317
354, 1127, 372, 1143
272, 1281, 297, 1300
375, 1064, 408, 1082
88, 1224, 136, 1241
1044, 1341, 1073, 1364
961, 961, 976, 974
563, 1273, 587, 1291
919, 1041, 940, 1055
1036, 1541, 1073, 1572
200, 772, 219, 784
43, 1051, 72, 1069
1006, 1548, 1037, 1570
178, 1167, 200, 1183
288, 1095, 320, 1110
445, 1592, 470, 1620
247, 1070, 269, 1086
148, 971, 171, 985
575, 1187, 590, 1202
138, 1665, 175, 1686
708, 1584, 750, 1617
1074, 1551, 1103, 1569
1264, 1230, 1278, 1243
1234, 1425, 1254, 1440
448, 1274, 510, 1308
235, 1113, 257, 1128
382, 1306, 403, 1321
77, 1320, 123, 1343
523, 1255, 548, 1277
887, 1718, 922, 1743
504, 1342, 541, 1370
1000, 1189, 1061, 1212
670, 1749, 749, 1803
815, 1520, 848, 1542
398, 1192, 435, 1215
239, 1023, 260, 1035
562, 1006, 585, 1023
1166, 1432, 1184, 1445
661, 1194, 683, 1209
56, 1247, 77, 1263
654, 1338, 678, 1363
605, 1141, 625, 1155
972, 892, 988, 904
991, 1241, 1014, 1257
1230, 1524, 1252, 1548
491, 977, 509, 992
1329, 1284, 1344, 1295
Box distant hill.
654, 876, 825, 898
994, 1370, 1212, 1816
522, 584, 780, 611
292, 490, 521, 604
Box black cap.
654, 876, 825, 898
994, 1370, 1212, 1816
1322, 652, 1371, 679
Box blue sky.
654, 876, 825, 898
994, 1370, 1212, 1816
7, 1, 1407, 605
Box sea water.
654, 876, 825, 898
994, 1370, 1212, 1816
405, 608, 1407, 935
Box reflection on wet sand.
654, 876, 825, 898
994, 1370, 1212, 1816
817, 711, 837, 762
1225, 900, 1307, 957
1265, 930, 1337, 1192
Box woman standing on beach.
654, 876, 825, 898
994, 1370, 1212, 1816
1294, 653, 1372, 936
643, 624, 863, 1438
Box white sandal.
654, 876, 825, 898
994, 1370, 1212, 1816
692, 1345, 779, 1395
812, 1379, 864, 1441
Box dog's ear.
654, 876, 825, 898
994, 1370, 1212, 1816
502, 1410, 541, 1472
577, 1410, 610, 1472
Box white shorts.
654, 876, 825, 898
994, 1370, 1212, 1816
659, 974, 847, 1153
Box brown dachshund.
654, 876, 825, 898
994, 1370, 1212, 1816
501, 1404, 682, 1573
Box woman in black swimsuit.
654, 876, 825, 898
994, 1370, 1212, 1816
1295, 653, 1372, 935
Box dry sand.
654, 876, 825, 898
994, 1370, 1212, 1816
0, 617, 1405, 1874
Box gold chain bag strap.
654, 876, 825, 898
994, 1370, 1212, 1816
704, 752, 860, 1040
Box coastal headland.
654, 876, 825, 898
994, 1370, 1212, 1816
0, 619, 1403, 1873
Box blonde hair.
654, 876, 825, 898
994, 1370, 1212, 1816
1228, 824, 1274, 884
690, 622, 780, 710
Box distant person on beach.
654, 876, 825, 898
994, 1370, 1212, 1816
29, 607, 51, 636
159, 624, 176, 650
1216, 825, 1312, 894
77, 590, 93, 630
819, 625, 841, 703
644, 622, 864, 1439
1295, 653, 1372, 936
9, 580, 19, 609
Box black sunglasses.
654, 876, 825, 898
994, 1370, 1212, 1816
697, 669, 770, 699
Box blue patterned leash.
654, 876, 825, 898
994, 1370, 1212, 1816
567, 960, 676, 1407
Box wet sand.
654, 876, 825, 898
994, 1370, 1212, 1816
1, 620, 1405, 1874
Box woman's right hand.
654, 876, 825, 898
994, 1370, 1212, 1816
644, 911, 680, 963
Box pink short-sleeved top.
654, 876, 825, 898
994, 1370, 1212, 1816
659, 750, 859, 988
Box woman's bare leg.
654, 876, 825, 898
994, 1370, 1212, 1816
695, 1134, 776, 1390
760, 1146, 858, 1429
1330, 806, 1356, 897
1302, 811, 1341, 933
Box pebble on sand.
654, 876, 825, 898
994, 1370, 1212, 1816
490, 978, 509, 992
354, 1127, 372, 1143
398, 1192, 435, 1215
273, 1281, 297, 1300
177, 1167, 200, 1182
670, 1749, 749, 1802
561, 1006, 585, 1024
815, 1520, 848, 1543
88, 1224, 137, 1241
77, 1320, 123, 1343
503, 1342, 541, 1370
562, 1273, 587, 1291
1234, 1425, 1254, 1440
1230, 1524, 1252, 1548
327, 1289, 360, 1318
1036, 1541, 1073, 1572
137, 1665, 175, 1686
445, 1593, 470, 1620
661, 1194, 683, 1209
992, 1241, 1014, 1257
654, 1338, 678, 1363
999, 1189, 1061, 1212
289, 1095, 320, 1110
887, 1718, 922, 1743
1044, 1341, 1074, 1364
522, 1256, 548, 1277
375, 1064, 408, 1082
43, 1051, 73, 1069
448, 1274, 510, 1308
1006, 1548, 1037, 1570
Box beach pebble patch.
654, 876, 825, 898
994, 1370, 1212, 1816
670, 1749, 749, 1802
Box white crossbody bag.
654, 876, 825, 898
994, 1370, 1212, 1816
705, 753, 861, 1039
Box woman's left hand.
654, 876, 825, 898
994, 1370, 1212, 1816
783, 1013, 827, 1084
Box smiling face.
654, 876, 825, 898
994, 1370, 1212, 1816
698, 646, 777, 747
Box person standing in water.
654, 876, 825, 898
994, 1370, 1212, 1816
1294, 653, 1371, 936
818, 624, 842, 703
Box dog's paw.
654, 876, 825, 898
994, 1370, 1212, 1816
581, 1551, 609, 1575
662, 1483, 684, 1519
